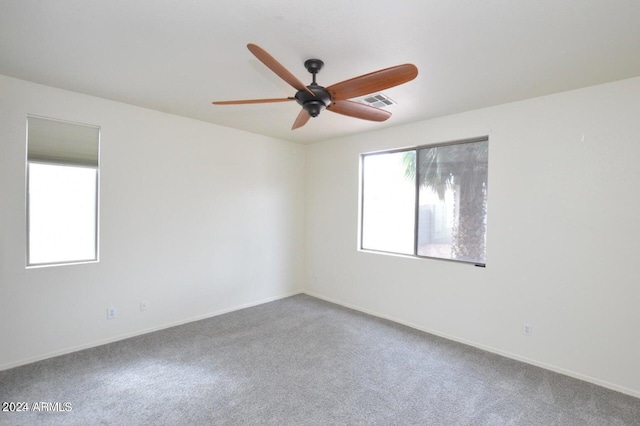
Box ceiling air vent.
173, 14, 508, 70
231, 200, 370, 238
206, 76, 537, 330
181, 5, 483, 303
360, 93, 396, 108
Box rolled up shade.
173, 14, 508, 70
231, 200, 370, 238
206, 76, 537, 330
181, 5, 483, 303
27, 116, 99, 167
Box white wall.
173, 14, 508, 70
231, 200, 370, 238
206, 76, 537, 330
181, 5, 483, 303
305, 76, 640, 397
0, 75, 305, 369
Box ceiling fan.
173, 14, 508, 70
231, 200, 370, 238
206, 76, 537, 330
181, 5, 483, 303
212, 44, 418, 130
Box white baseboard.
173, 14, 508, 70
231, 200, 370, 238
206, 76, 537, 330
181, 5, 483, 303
303, 291, 640, 399
0, 290, 303, 372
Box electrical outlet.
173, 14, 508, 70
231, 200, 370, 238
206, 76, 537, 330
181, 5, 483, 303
140, 300, 148, 311
523, 323, 532, 336
107, 307, 118, 320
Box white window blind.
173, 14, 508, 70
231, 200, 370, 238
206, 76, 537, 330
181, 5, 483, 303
28, 117, 99, 167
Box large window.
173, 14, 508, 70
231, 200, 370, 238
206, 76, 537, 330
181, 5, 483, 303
360, 137, 488, 265
26, 116, 100, 267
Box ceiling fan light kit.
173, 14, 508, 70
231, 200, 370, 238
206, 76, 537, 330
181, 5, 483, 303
212, 43, 418, 130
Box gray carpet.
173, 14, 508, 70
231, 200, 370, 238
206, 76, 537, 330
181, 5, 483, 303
1, 294, 639, 425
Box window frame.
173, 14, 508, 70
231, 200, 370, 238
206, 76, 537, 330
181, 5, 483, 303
25, 115, 101, 268
359, 136, 488, 266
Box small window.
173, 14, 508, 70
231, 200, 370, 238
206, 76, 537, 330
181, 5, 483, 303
360, 138, 488, 265
26, 116, 100, 267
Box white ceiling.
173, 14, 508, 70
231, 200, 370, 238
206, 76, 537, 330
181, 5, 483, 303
2, 1, 640, 144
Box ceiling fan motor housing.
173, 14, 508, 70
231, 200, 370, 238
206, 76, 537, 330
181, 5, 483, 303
296, 86, 332, 117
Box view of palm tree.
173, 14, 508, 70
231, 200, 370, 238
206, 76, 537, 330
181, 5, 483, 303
403, 140, 488, 263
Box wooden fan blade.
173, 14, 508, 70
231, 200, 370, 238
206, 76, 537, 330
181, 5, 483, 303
327, 100, 392, 122
292, 109, 310, 130
247, 43, 314, 96
327, 64, 418, 101
212, 98, 294, 105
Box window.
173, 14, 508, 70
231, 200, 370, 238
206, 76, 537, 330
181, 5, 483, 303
26, 116, 100, 267
360, 137, 488, 265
